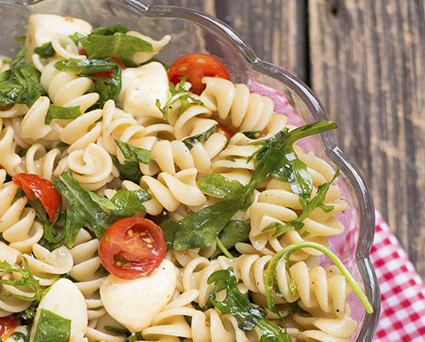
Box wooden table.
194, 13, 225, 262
146, 0, 425, 279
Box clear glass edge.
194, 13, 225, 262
0, 0, 381, 340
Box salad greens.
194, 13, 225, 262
0, 48, 43, 105
32, 309, 71, 342
207, 267, 291, 342
182, 124, 218, 150
172, 121, 337, 250
44, 105, 81, 124
156, 76, 204, 120
265, 241, 374, 315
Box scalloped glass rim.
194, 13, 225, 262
0, 0, 381, 340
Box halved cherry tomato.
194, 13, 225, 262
99, 217, 166, 279
167, 53, 231, 95
12, 173, 61, 223
217, 123, 234, 140
0, 315, 17, 340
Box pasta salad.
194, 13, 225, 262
0, 14, 372, 342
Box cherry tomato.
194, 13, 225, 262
12, 173, 61, 223
217, 123, 234, 140
0, 315, 17, 340
99, 217, 166, 279
167, 53, 231, 95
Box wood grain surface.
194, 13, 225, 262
145, 0, 425, 278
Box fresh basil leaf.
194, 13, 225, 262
0, 258, 44, 302
68, 32, 86, 45
80, 34, 156, 67
33, 309, 71, 342
115, 140, 150, 164
0, 49, 43, 105
156, 76, 204, 119
53, 170, 114, 247
92, 24, 129, 35
45, 104, 81, 124
211, 220, 250, 259
110, 189, 150, 218
34, 42, 55, 58
208, 268, 291, 342
183, 124, 217, 150
112, 156, 142, 184
197, 173, 245, 199
153, 215, 179, 250
54, 58, 116, 75
87, 191, 116, 210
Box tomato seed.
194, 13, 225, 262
147, 244, 153, 249
145, 237, 153, 244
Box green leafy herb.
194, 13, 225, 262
241, 130, 261, 139
34, 41, 56, 58
54, 58, 122, 109
172, 121, 336, 250
208, 267, 291, 342
45, 104, 81, 124
79, 33, 156, 67
264, 170, 339, 237
0, 48, 44, 105
10, 332, 27, 341
53, 170, 114, 248
33, 309, 71, 342
156, 76, 204, 120
211, 220, 251, 259
112, 156, 142, 184
115, 139, 151, 165
153, 215, 179, 250
265, 241, 374, 316
0, 55, 11, 64
0, 258, 44, 302
91, 24, 129, 36
183, 124, 217, 150
109, 189, 150, 218
87, 191, 117, 210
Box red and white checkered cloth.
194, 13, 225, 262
371, 210, 425, 341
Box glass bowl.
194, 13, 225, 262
0, 0, 381, 340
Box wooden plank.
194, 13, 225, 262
144, 0, 308, 82
309, 0, 425, 277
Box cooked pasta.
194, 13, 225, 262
0, 13, 370, 342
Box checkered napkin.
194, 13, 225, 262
371, 210, 425, 341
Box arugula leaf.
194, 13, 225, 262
9, 332, 27, 341
79, 33, 156, 67
87, 191, 116, 210
0, 48, 44, 105
112, 156, 142, 184
265, 242, 374, 316
264, 170, 339, 237
241, 130, 262, 139
33, 309, 71, 342
156, 76, 205, 120
14, 35, 26, 43
126, 332, 143, 342
211, 220, 250, 259
91, 24, 129, 35
183, 124, 217, 150
197, 173, 246, 199
115, 140, 151, 165
0, 55, 11, 64
0, 258, 44, 302
153, 215, 179, 251
208, 267, 291, 342
54, 58, 122, 109
34, 41, 56, 58
110, 189, 150, 218
53, 170, 114, 248
45, 104, 81, 124
172, 121, 336, 250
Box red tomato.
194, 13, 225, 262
12, 173, 61, 223
99, 217, 166, 279
0, 315, 17, 340
167, 53, 231, 95
217, 123, 234, 140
